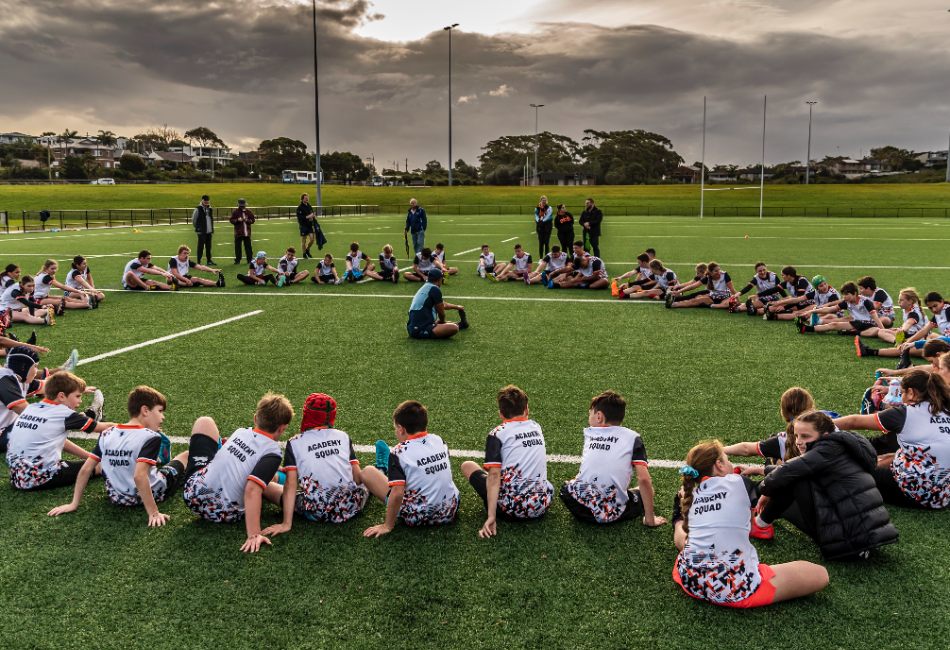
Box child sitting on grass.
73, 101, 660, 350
461, 385, 553, 538
6, 369, 110, 491
261, 393, 368, 538
362, 400, 459, 537
560, 391, 666, 526
312, 253, 342, 285
182, 393, 293, 553
48, 386, 189, 527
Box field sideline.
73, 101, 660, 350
1, 213, 949, 649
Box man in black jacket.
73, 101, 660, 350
756, 414, 898, 560
579, 198, 603, 257
192, 195, 215, 265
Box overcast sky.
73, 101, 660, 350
1, 0, 948, 170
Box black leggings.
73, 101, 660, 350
234, 237, 252, 263
237, 274, 275, 285
760, 478, 819, 541
196, 233, 213, 262
872, 465, 929, 508
537, 221, 552, 259
556, 232, 574, 257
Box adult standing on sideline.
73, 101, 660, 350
297, 193, 321, 258
554, 203, 575, 256
534, 196, 553, 259
192, 195, 215, 265
405, 199, 427, 255
230, 199, 256, 265
579, 197, 603, 258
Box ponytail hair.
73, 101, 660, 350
780, 387, 815, 460
39, 259, 56, 274
901, 369, 950, 417
71, 255, 85, 270
680, 440, 725, 535
694, 263, 707, 276
899, 287, 922, 309
705, 261, 720, 286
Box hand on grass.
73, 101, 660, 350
479, 518, 497, 539
147, 512, 171, 527
363, 524, 393, 538
643, 515, 667, 527
262, 523, 292, 538
240, 534, 272, 553
48, 503, 78, 516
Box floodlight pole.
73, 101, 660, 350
700, 96, 706, 219
444, 24, 458, 187
806, 101, 817, 185
313, 0, 322, 214
530, 104, 544, 186
946, 128, 950, 183
759, 95, 767, 220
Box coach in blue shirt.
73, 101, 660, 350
407, 269, 468, 339
404, 199, 427, 255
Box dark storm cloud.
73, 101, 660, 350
1, 0, 947, 166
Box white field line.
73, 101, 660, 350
501, 237, 519, 242
454, 247, 485, 256
97, 288, 662, 305
436, 259, 950, 271
76, 311, 264, 365
63, 431, 754, 468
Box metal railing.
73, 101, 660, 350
9, 205, 379, 233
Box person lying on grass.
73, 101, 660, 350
49, 385, 188, 527
461, 385, 553, 538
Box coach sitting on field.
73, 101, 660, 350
407, 269, 468, 339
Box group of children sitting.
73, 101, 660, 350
1, 258, 106, 333
477, 242, 609, 290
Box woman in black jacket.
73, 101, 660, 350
755, 410, 898, 560
553, 204, 575, 257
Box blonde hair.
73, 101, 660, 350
383, 244, 393, 255
694, 263, 707, 276
780, 387, 815, 460
648, 259, 666, 274
256, 392, 294, 434
899, 287, 922, 309
40, 259, 57, 274
680, 440, 725, 535
178, 245, 191, 255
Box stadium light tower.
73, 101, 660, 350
444, 24, 459, 187
312, 0, 322, 214
530, 104, 545, 186
806, 101, 817, 185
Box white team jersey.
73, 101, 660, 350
0, 284, 22, 311
284, 427, 362, 522
433, 250, 446, 264
676, 474, 762, 604
123, 258, 153, 286
839, 298, 877, 322
872, 289, 895, 315
90, 424, 169, 506
542, 252, 569, 271
783, 276, 814, 298
0, 275, 13, 290
483, 417, 553, 518
653, 269, 678, 291
346, 251, 367, 271
0, 367, 42, 431
704, 272, 732, 294
931, 305, 950, 337
878, 401, 950, 508
750, 272, 779, 293
577, 257, 607, 279
387, 432, 459, 526
480, 252, 496, 268
902, 305, 925, 336
248, 259, 269, 278
636, 265, 653, 280
66, 267, 89, 290
6, 398, 93, 489
33, 272, 54, 299
807, 286, 840, 307
413, 254, 437, 272
379, 254, 398, 272
167, 257, 196, 276
183, 427, 282, 522
565, 425, 648, 523
317, 261, 335, 276
509, 253, 532, 273
279, 256, 298, 274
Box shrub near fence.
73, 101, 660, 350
8, 205, 380, 233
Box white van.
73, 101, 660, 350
90, 178, 116, 185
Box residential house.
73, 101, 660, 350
832, 158, 890, 178
237, 150, 263, 170
147, 151, 194, 169
524, 172, 596, 186
0, 132, 36, 145
48, 137, 117, 169
738, 168, 774, 181
668, 166, 702, 184
707, 170, 737, 182
916, 151, 948, 168
168, 145, 232, 167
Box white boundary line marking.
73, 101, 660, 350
97, 288, 661, 305
63, 431, 748, 468
76, 311, 264, 365
501, 237, 519, 242
454, 247, 484, 255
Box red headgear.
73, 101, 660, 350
302, 393, 337, 431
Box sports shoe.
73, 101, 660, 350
311, 276, 318, 283
838, 329, 859, 336
798, 321, 808, 334
59, 349, 79, 374
809, 313, 820, 326
855, 336, 869, 358
44, 311, 55, 326
26, 330, 37, 345
374, 440, 390, 474
91, 294, 99, 308
860, 387, 876, 415
479, 267, 486, 278
765, 308, 777, 321
546, 281, 555, 289
55, 298, 66, 316
665, 292, 674, 309
458, 309, 469, 329
728, 296, 738, 313
750, 518, 774, 540
894, 330, 906, 345
90, 389, 104, 422
169, 280, 178, 291
277, 275, 286, 287
897, 348, 912, 370
540, 271, 548, 285
522, 272, 530, 285
490, 274, 500, 282
334, 278, 342, 285
618, 290, 629, 300
217, 272, 225, 287
611, 278, 619, 296
207, 259, 216, 266
745, 299, 756, 316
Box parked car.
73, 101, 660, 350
90, 178, 115, 185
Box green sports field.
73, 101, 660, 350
1, 212, 949, 649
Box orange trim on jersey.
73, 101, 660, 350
137, 458, 157, 465
282, 465, 297, 472
631, 460, 649, 466
483, 462, 502, 468
88, 453, 101, 462
253, 428, 276, 440
406, 431, 428, 440
80, 418, 94, 431
41, 398, 58, 405
350, 459, 360, 465
116, 424, 143, 430
27, 382, 44, 397
755, 441, 764, 457
387, 480, 406, 487
247, 475, 267, 489
873, 412, 888, 432
502, 417, 528, 423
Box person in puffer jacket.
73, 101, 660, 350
755, 410, 899, 560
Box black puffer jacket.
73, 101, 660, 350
761, 430, 898, 560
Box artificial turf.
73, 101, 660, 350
1, 213, 948, 649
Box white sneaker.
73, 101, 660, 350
334, 278, 342, 285
59, 349, 79, 373
90, 389, 104, 422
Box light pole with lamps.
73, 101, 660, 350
312, 0, 323, 214
806, 101, 817, 185
530, 103, 544, 186
444, 24, 459, 187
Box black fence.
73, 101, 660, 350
6, 205, 379, 233
373, 204, 950, 218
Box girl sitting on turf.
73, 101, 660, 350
669, 262, 736, 310
0, 275, 53, 325
671, 440, 829, 608
766, 275, 840, 323
1, 264, 19, 290
65, 256, 105, 304
796, 281, 887, 336
760, 266, 814, 320
730, 262, 785, 315
34, 260, 94, 312
855, 288, 925, 351
665, 263, 708, 307
619, 259, 676, 300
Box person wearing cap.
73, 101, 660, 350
192, 195, 215, 265
230, 199, 256, 265
406, 269, 468, 339
261, 393, 369, 537
237, 252, 279, 286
